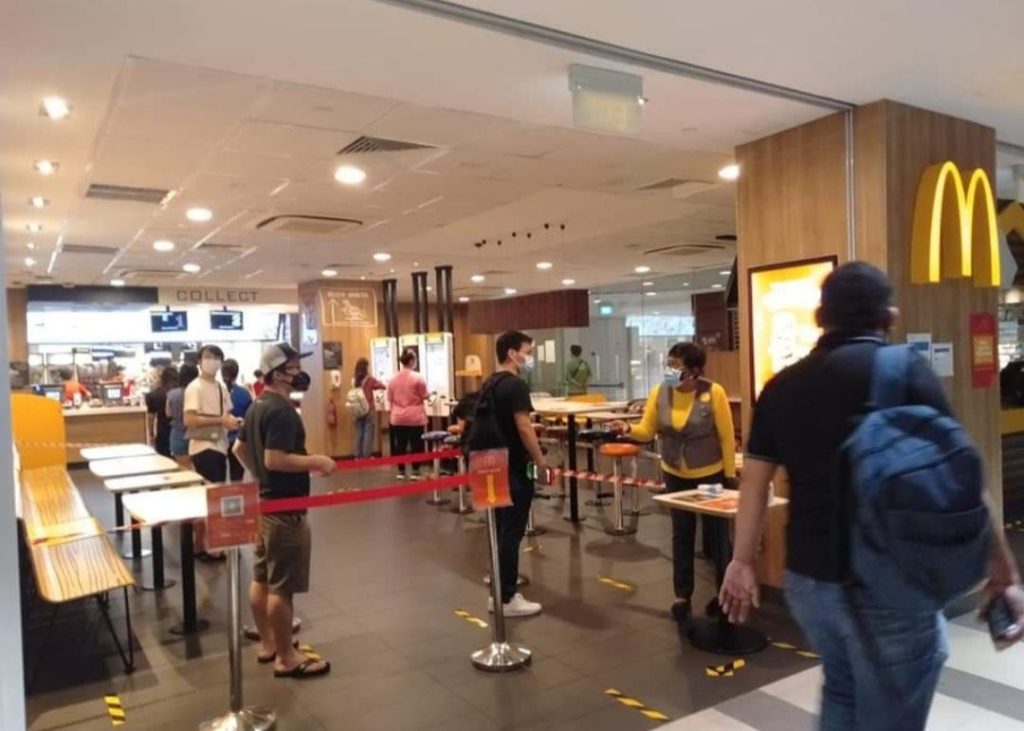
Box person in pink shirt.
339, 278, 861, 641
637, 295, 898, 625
387, 349, 429, 480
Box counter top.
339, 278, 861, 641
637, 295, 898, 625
63, 405, 146, 418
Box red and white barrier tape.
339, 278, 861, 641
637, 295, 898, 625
547, 467, 665, 491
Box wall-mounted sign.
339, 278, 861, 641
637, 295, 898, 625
157, 287, 296, 306
910, 162, 999, 288
300, 293, 319, 347
322, 342, 342, 370
749, 256, 836, 399
321, 289, 377, 328
970, 313, 997, 388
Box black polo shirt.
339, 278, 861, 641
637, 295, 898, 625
746, 331, 951, 583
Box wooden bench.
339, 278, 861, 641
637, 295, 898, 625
17, 464, 136, 677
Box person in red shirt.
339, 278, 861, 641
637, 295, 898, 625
59, 367, 91, 403
352, 357, 384, 458
386, 350, 429, 479
252, 370, 266, 398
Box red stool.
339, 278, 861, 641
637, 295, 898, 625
599, 442, 640, 536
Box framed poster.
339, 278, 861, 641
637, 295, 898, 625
749, 256, 836, 400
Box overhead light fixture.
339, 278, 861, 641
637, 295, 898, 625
40, 96, 71, 120
652, 311, 660, 315
26, 242, 35, 250
634, 265, 651, 274
182, 263, 201, 273
110, 278, 125, 287
683, 282, 691, 287
711, 283, 724, 289
718, 164, 740, 181
504, 288, 518, 295
33, 160, 58, 175
24, 257, 36, 268
153, 239, 175, 252
334, 165, 367, 185
26, 222, 42, 233
373, 252, 391, 262
321, 268, 338, 278
593, 298, 602, 304
426, 285, 433, 292
186, 207, 213, 222
458, 296, 470, 303
536, 261, 553, 270
719, 270, 732, 276
413, 261, 420, 267
471, 274, 486, 283
389, 268, 395, 274
360, 275, 367, 281
637, 96, 649, 106
645, 291, 657, 297
642, 281, 654, 287
29, 196, 49, 208
562, 278, 576, 286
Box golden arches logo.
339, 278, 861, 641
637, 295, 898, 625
910, 161, 1000, 288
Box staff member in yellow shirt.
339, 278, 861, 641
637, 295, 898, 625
612, 342, 736, 623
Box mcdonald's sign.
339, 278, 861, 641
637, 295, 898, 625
910, 161, 1000, 288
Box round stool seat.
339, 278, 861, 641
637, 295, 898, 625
600, 442, 641, 458
443, 435, 461, 446
423, 431, 450, 443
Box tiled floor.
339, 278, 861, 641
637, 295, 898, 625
23, 464, 815, 730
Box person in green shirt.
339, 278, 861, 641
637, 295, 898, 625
565, 345, 592, 396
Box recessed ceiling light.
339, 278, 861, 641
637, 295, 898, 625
719, 270, 731, 276
413, 262, 420, 267
110, 278, 125, 287
536, 261, 553, 270
26, 242, 35, 250
562, 278, 576, 286
360, 275, 367, 281
40, 96, 71, 120
637, 96, 649, 106
321, 268, 338, 278
334, 165, 367, 185
711, 283, 724, 289
645, 291, 657, 297
153, 239, 175, 252
182, 263, 201, 274
471, 274, 486, 283
642, 281, 654, 287
373, 252, 391, 262
26, 223, 42, 233
593, 298, 602, 304
33, 160, 58, 175
24, 257, 36, 268
186, 207, 213, 222
389, 268, 395, 274
718, 164, 740, 181
426, 285, 433, 292
458, 296, 470, 303
682, 282, 690, 287
29, 196, 49, 208
504, 288, 518, 295
634, 265, 651, 274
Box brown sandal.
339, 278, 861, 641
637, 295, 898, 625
273, 658, 331, 679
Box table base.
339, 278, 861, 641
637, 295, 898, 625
170, 618, 211, 636
686, 617, 769, 656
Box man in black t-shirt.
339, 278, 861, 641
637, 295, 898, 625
233, 343, 335, 679
486, 330, 547, 617
718, 263, 1024, 729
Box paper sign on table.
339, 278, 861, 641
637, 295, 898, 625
468, 449, 512, 510
205, 482, 260, 550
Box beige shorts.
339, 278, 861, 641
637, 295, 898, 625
253, 513, 311, 596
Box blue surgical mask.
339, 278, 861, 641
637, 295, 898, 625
664, 367, 682, 383
518, 354, 535, 374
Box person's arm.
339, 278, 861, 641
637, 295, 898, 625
514, 412, 546, 468
712, 384, 737, 479
145, 412, 156, 444
417, 376, 430, 401
232, 438, 253, 474
618, 385, 660, 442
183, 383, 238, 430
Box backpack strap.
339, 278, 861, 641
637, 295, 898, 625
869, 345, 911, 410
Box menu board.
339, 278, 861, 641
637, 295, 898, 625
749, 257, 835, 399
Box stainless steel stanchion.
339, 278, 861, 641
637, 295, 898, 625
448, 445, 473, 515
524, 503, 546, 537
472, 507, 531, 672
199, 547, 276, 731
424, 434, 451, 506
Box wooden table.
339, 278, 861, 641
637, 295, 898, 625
80, 443, 155, 461
88, 454, 177, 479
105, 470, 205, 590
654, 489, 787, 655
532, 400, 630, 523
123, 486, 210, 635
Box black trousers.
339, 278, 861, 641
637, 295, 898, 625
227, 444, 245, 482
494, 468, 534, 604
663, 471, 733, 601
191, 448, 228, 484
391, 425, 425, 474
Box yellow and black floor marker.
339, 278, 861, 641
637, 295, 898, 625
768, 638, 820, 660
298, 643, 322, 661
454, 609, 489, 629
597, 576, 634, 592
103, 694, 125, 727
704, 659, 746, 678
604, 688, 671, 722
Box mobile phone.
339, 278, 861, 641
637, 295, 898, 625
986, 594, 1020, 645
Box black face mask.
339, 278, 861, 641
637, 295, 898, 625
281, 370, 311, 392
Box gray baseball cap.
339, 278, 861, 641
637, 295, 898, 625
260, 342, 312, 374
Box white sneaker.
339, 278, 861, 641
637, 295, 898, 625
396, 472, 406, 481
488, 593, 542, 617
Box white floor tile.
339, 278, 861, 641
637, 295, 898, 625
758, 667, 822, 714
660, 707, 759, 730
945, 624, 1024, 691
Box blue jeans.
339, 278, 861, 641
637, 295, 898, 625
784, 571, 948, 731
353, 413, 376, 458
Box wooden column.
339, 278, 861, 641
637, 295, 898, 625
736, 100, 1000, 587
6, 288, 27, 363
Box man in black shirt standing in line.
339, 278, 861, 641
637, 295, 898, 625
486, 330, 547, 617
234, 343, 336, 679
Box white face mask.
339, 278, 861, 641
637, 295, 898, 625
518, 353, 535, 373
201, 358, 221, 376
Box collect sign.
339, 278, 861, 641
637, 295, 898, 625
157, 287, 296, 306
468, 449, 512, 510
205, 482, 260, 550
970, 312, 997, 388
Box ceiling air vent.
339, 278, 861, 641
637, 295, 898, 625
62, 244, 119, 256
644, 243, 726, 258
637, 177, 708, 191
337, 136, 435, 155
86, 183, 171, 204
196, 241, 247, 254
256, 215, 363, 237
117, 268, 182, 280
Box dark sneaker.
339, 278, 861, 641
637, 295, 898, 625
671, 599, 692, 623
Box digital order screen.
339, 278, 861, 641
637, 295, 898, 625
151, 311, 189, 333
210, 310, 244, 331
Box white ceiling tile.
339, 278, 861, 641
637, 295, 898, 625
254, 84, 399, 133
223, 120, 357, 160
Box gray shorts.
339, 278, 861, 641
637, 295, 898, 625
253, 513, 311, 596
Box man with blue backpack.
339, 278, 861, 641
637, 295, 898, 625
719, 262, 1024, 730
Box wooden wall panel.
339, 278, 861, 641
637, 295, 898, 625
692, 292, 730, 351
468, 289, 589, 334
7, 288, 27, 362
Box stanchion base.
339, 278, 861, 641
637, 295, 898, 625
139, 578, 177, 592
562, 515, 585, 524
450, 505, 474, 515
483, 574, 529, 588
585, 498, 611, 507
121, 548, 153, 560
471, 642, 532, 672
425, 497, 452, 506
686, 618, 769, 656
604, 525, 637, 537
199, 707, 277, 731
169, 618, 211, 636
627, 509, 652, 517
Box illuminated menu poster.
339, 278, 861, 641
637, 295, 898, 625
424, 335, 451, 394
749, 257, 836, 398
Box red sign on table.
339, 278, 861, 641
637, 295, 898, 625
970, 312, 997, 389
468, 449, 512, 510
205, 482, 260, 550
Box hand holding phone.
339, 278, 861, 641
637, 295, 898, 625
985, 591, 1024, 650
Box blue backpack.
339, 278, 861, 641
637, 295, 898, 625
843, 345, 991, 612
